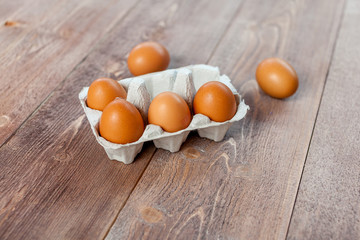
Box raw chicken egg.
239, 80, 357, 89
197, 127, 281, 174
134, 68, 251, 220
87, 78, 127, 111
148, 92, 191, 133
256, 58, 298, 99
127, 41, 170, 76
99, 98, 144, 144
193, 81, 237, 122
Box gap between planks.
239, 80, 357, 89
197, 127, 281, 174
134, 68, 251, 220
205, 0, 246, 64
102, 149, 156, 240
284, 0, 348, 237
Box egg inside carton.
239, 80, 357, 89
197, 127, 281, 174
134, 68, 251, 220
79, 65, 249, 164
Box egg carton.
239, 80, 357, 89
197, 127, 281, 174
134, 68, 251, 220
79, 64, 249, 164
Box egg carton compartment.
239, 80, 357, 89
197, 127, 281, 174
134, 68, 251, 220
79, 64, 249, 164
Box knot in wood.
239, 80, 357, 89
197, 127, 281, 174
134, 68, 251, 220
140, 207, 163, 223
183, 147, 200, 159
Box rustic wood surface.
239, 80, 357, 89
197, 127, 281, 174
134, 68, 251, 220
0, 0, 244, 239
0, 0, 140, 146
106, 0, 346, 239
287, 0, 360, 239
0, 0, 358, 239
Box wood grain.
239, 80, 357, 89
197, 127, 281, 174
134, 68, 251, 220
0, 0, 140, 146
0, 0, 27, 24
0, 0, 244, 239
287, 0, 360, 239
106, 0, 346, 239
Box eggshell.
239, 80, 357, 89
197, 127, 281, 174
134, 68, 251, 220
127, 41, 170, 76
148, 91, 192, 133
193, 81, 237, 122
86, 78, 127, 111
99, 98, 144, 144
79, 65, 249, 164
256, 58, 298, 98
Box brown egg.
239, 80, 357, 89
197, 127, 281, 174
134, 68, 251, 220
127, 41, 170, 76
193, 81, 237, 122
256, 58, 298, 99
87, 78, 127, 111
99, 98, 144, 144
148, 92, 191, 133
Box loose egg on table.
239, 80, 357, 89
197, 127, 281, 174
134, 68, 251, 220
256, 58, 298, 99
148, 91, 192, 133
193, 81, 237, 122
87, 78, 127, 111
127, 41, 170, 76
99, 98, 144, 144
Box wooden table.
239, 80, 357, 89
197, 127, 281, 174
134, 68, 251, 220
1, 0, 359, 239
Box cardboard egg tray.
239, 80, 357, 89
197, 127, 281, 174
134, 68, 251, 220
79, 65, 249, 164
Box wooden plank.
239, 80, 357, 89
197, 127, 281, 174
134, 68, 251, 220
287, 0, 360, 239
106, 0, 346, 239
0, 0, 140, 146
0, 0, 244, 239
0, 0, 28, 23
